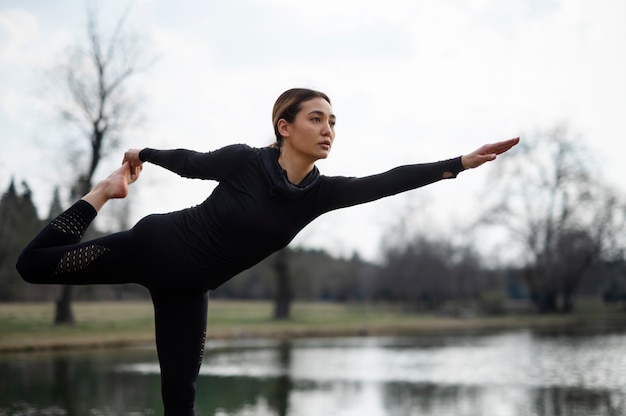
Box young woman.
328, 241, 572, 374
17, 88, 519, 415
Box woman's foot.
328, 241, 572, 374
106, 162, 134, 199
81, 162, 139, 212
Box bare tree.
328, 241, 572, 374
48, 4, 151, 324
376, 233, 487, 311
482, 125, 626, 312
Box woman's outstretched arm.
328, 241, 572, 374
318, 137, 520, 212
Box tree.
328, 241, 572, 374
47, 186, 64, 221
482, 126, 626, 312
375, 234, 488, 311
47, 4, 151, 324
273, 249, 292, 320
0, 179, 42, 300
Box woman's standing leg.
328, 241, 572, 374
151, 290, 209, 416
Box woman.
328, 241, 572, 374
17, 88, 519, 415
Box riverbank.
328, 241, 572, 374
1, 300, 624, 353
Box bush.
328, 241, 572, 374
478, 291, 507, 316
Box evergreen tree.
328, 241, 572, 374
47, 186, 64, 220
0, 179, 41, 300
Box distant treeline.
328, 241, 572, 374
1, 177, 624, 314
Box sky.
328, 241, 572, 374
1, 0, 625, 262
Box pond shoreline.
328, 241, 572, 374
3, 315, 624, 354
1, 300, 624, 354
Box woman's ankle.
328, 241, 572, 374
81, 164, 131, 211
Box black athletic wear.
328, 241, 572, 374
16, 144, 464, 415
137, 144, 464, 290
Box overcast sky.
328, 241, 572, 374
1, 0, 625, 261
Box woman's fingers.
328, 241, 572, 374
121, 150, 143, 183
122, 149, 143, 172
489, 137, 520, 155
462, 137, 520, 169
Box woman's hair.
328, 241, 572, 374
271, 88, 331, 148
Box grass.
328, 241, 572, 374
0, 300, 624, 353
0, 301, 156, 352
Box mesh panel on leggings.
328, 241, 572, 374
198, 330, 206, 367
50, 209, 91, 237
54, 244, 110, 275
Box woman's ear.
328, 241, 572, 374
277, 119, 290, 137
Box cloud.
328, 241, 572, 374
0, 9, 40, 67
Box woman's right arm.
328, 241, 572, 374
123, 144, 254, 181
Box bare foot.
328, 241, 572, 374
81, 162, 139, 212
104, 162, 132, 199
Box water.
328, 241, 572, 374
1, 329, 626, 415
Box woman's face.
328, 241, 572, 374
279, 97, 336, 162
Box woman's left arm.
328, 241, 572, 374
318, 137, 520, 211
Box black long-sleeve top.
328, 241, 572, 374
139, 145, 464, 289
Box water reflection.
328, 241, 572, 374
1, 330, 626, 415
0, 348, 162, 415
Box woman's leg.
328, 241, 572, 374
18, 161, 212, 416
16, 163, 141, 285
151, 290, 209, 416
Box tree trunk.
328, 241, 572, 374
536, 292, 559, 313
55, 285, 75, 325
273, 249, 292, 320
562, 294, 574, 313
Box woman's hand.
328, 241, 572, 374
122, 149, 144, 181
461, 137, 520, 169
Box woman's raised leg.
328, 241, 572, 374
15, 162, 140, 284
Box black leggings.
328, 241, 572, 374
16, 200, 208, 416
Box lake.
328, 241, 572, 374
1, 328, 625, 415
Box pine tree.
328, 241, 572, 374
47, 186, 64, 220
0, 179, 41, 300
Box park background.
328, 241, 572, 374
1, 0, 625, 320
1, 1, 626, 415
